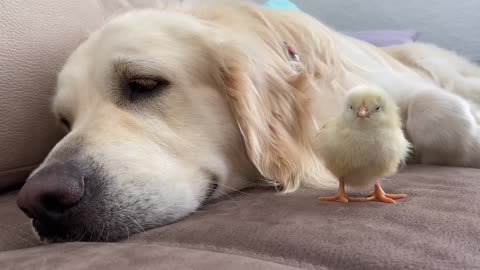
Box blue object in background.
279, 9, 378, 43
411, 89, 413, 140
263, 0, 300, 11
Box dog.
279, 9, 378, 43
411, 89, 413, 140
16, 1, 480, 242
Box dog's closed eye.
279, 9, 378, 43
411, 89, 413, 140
113, 61, 171, 103
127, 78, 170, 100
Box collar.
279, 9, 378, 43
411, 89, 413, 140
284, 41, 301, 72
284, 41, 300, 62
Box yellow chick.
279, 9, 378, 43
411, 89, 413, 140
316, 86, 411, 203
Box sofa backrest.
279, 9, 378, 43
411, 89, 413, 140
0, 0, 171, 191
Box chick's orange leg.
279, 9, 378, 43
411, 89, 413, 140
367, 182, 407, 203
319, 180, 349, 203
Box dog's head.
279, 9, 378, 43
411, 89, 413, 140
17, 7, 329, 242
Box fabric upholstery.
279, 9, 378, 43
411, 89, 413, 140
1, 0, 98, 190
0, 243, 300, 270
0, 192, 41, 252
1, 166, 479, 269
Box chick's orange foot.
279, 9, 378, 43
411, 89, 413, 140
365, 182, 407, 203
319, 180, 349, 203
319, 194, 349, 203
319, 181, 407, 204
320, 194, 373, 203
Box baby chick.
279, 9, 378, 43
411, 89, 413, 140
316, 86, 411, 203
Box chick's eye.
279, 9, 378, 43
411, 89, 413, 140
127, 78, 170, 100
349, 105, 354, 110
375, 106, 382, 111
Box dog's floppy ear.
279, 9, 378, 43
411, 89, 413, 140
216, 44, 333, 192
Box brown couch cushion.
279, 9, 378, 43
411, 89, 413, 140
0, 191, 41, 252
1, 166, 479, 269
0, 243, 301, 270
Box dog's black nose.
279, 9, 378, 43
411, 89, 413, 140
17, 162, 84, 220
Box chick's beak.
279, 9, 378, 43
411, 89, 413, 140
356, 105, 369, 118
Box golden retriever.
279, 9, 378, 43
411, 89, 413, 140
17, 1, 480, 242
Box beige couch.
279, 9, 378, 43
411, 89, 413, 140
1, 1, 480, 269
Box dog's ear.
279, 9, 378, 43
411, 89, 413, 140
216, 44, 333, 192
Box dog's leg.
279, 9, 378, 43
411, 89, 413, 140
405, 90, 480, 167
